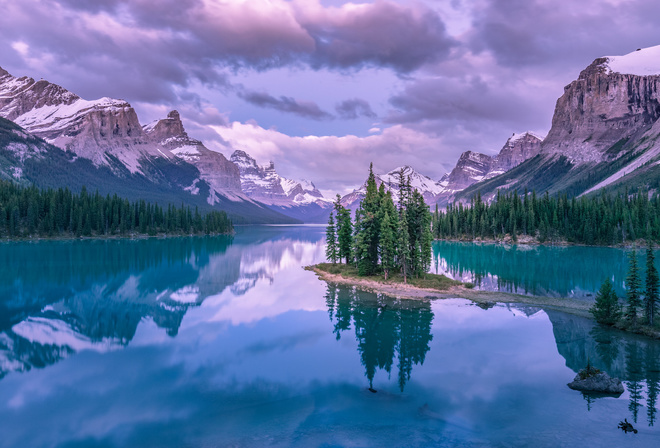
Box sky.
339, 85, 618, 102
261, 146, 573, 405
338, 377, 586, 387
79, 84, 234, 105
1, 0, 659, 197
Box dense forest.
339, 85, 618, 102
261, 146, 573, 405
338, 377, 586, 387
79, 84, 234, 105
0, 181, 233, 238
433, 189, 660, 245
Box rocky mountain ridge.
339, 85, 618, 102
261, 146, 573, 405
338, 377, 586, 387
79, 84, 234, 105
230, 150, 332, 222
435, 132, 543, 205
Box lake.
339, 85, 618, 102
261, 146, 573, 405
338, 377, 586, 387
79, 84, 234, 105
0, 227, 658, 447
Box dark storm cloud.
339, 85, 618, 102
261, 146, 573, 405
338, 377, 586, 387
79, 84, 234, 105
335, 99, 377, 120
300, 0, 456, 72
468, 0, 660, 70
0, 0, 456, 111
238, 90, 334, 121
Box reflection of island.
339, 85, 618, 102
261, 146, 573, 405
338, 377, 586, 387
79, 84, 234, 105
0, 226, 325, 379
325, 284, 433, 391
547, 310, 660, 426
433, 242, 636, 298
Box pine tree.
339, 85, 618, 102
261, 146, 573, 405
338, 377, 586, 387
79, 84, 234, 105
326, 211, 338, 264
398, 209, 411, 284
354, 163, 381, 275
590, 278, 622, 325
645, 243, 659, 326
380, 211, 396, 280
334, 194, 353, 264
626, 249, 642, 327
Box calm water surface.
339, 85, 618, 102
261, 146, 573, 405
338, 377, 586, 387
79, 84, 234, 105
433, 241, 660, 298
0, 227, 659, 447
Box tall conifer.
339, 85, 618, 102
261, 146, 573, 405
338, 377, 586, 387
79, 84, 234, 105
626, 249, 642, 327
645, 244, 659, 326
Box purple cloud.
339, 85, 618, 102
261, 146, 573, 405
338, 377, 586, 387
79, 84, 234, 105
335, 99, 377, 120
238, 89, 334, 121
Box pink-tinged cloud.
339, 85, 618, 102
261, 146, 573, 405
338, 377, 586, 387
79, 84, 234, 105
209, 120, 466, 193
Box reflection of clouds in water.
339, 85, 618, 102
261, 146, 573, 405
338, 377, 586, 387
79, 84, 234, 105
12, 318, 120, 354
169, 286, 200, 304
0, 227, 328, 378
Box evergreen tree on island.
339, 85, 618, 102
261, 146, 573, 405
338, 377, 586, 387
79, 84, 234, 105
326, 211, 338, 264
626, 249, 642, 327
334, 194, 353, 264
645, 243, 659, 326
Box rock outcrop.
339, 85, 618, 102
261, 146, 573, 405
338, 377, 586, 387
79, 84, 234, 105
144, 111, 243, 203
567, 370, 624, 394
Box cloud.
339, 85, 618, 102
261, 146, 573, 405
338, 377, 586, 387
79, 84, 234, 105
209, 120, 465, 193
468, 0, 660, 71
0, 0, 455, 107
335, 98, 377, 119
238, 89, 334, 121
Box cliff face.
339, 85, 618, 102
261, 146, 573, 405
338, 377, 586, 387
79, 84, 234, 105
542, 54, 660, 162
0, 68, 172, 174
487, 132, 543, 178
452, 46, 660, 202
144, 111, 243, 204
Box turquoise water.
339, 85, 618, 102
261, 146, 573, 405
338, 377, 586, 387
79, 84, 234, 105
433, 241, 657, 298
0, 227, 658, 447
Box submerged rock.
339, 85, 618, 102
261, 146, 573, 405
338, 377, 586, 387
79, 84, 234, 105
567, 370, 624, 394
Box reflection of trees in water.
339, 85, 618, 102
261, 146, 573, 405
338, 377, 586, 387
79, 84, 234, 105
548, 310, 660, 425
433, 242, 646, 298
325, 284, 433, 391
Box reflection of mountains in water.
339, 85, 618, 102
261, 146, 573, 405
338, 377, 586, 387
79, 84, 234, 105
433, 242, 640, 298
0, 227, 325, 378
547, 310, 660, 426
325, 284, 433, 392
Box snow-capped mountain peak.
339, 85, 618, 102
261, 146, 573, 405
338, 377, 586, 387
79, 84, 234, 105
601, 45, 660, 77
229, 150, 331, 219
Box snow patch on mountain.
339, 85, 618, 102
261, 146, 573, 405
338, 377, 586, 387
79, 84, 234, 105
13, 97, 130, 135
603, 45, 660, 76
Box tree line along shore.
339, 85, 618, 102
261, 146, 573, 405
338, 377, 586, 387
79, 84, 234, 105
432, 189, 660, 246
0, 181, 233, 239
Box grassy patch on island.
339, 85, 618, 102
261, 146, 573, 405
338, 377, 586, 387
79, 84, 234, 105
313, 263, 462, 291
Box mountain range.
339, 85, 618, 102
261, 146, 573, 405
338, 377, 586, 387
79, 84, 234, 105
0, 67, 303, 223
2, 45, 660, 222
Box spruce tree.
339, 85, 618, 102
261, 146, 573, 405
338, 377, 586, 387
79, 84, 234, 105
398, 208, 411, 284
334, 194, 353, 264
326, 211, 338, 264
645, 243, 659, 326
626, 249, 642, 327
590, 278, 622, 325
380, 211, 396, 280
354, 163, 380, 275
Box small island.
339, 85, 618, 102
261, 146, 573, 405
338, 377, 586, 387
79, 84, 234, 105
312, 165, 660, 340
